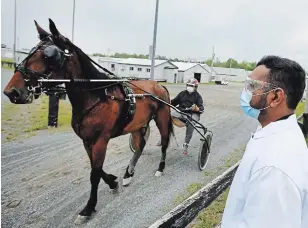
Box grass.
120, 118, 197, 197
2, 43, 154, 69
2, 58, 15, 63
295, 101, 305, 117
1, 95, 72, 142
173, 182, 203, 205
167, 146, 245, 227
1, 58, 15, 70
170, 146, 245, 208
188, 188, 229, 228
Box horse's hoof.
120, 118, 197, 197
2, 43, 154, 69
110, 182, 119, 194
122, 177, 132, 186
74, 214, 90, 225
154, 171, 164, 177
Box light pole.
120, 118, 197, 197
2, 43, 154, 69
13, 0, 17, 66
150, 0, 159, 80
210, 46, 215, 80
72, 0, 76, 42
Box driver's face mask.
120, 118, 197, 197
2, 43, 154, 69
240, 77, 282, 119
186, 85, 195, 93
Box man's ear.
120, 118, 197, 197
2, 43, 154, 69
270, 89, 284, 108
34, 20, 50, 40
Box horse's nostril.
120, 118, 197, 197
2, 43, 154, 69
10, 88, 21, 100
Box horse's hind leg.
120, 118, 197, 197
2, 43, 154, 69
154, 106, 173, 177
123, 129, 146, 186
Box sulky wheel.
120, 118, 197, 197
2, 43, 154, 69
129, 124, 151, 153
197, 131, 213, 171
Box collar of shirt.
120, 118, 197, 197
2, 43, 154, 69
253, 114, 297, 139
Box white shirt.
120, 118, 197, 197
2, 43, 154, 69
221, 114, 308, 228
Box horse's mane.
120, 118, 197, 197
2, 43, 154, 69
67, 40, 110, 80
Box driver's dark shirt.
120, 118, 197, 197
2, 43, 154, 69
171, 90, 204, 113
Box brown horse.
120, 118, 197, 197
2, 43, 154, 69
3, 18, 174, 224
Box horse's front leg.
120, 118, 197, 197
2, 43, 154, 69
74, 137, 110, 225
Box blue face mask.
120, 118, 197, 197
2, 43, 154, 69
240, 89, 260, 119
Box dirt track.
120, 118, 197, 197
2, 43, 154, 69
1, 82, 258, 228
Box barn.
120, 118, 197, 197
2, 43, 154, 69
201, 63, 217, 81
212, 67, 248, 82
171, 62, 211, 83
1, 47, 31, 64
91, 57, 179, 82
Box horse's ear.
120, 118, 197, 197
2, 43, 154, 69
34, 20, 50, 40
49, 18, 65, 41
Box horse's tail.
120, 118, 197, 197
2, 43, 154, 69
160, 84, 175, 144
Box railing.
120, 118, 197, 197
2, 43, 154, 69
148, 114, 305, 228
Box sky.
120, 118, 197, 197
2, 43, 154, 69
1, 0, 308, 69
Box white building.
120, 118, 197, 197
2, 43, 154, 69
212, 67, 248, 82
171, 62, 211, 83
201, 63, 217, 81
1, 47, 30, 64
91, 56, 179, 82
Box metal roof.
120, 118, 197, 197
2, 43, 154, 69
118, 58, 169, 67
212, 67, 248, 76
200, 63, 213, 73
91, 56, 177, 68
171, 62, 200, 71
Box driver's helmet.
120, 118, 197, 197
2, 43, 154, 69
186, 78, 199, 89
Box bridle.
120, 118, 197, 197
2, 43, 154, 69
14, 35, 121, 97
14, 35, 70, 97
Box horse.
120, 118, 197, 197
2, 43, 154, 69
3, 18, 174, 224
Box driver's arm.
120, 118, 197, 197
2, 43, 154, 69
171, 91, 183, 106
196, 93, 204, 112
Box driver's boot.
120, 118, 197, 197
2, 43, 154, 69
182, 143, 188, 156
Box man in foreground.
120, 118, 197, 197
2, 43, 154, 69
221, 55, 308, 228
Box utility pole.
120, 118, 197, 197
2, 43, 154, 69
224, 58, 232, 81
148, 45, 152, 60
210, 46, 215, 80
13, 0, 17, 67
229, 59, 232, 76
72, 0, 76, 42
150, 0, 159, 80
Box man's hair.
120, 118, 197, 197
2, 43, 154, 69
257, 55, 306, 110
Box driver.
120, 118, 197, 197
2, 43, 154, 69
158, 78, 204, 155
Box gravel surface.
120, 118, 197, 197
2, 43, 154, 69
1, 72, 258, 228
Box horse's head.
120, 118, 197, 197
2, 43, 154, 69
3, 19, 75, 104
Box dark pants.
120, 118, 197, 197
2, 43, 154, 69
48, 94, 60, 127
171, 110, 200, 144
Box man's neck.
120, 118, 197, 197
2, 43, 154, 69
259, 109, 294, 128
